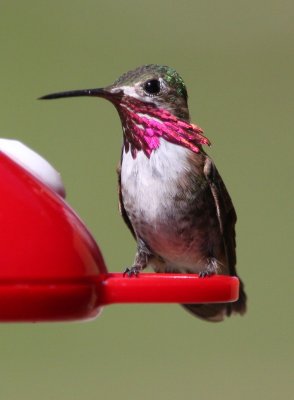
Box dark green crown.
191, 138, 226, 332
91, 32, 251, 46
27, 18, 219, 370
114, 64, 188, 100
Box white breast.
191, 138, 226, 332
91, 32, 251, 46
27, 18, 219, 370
121, 139, 190, 224
121, 140, 214, 271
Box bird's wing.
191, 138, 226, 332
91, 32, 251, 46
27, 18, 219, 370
204, 156, 237, 276
184, 156, 246, 320
117, 157, 136, 240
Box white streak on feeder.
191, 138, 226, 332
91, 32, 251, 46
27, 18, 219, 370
0, 138, 66, 198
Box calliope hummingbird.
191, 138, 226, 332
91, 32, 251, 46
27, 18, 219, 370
40, 64, 247, 321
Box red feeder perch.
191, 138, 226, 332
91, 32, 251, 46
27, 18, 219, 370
0, 142, 239, 322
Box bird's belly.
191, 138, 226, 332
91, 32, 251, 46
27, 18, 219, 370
121, 142, 220, 271
123, 182, 208, 270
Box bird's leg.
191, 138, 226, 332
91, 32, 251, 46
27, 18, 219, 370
199, 257, 219, 278
123, 239, 152, 277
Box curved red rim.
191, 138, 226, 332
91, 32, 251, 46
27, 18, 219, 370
97, 273, 239, 305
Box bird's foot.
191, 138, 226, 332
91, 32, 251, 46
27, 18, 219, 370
123, 266, 142, 277
123, 255, 146, 277
123, 239, 152, 277
199, 257, 218, 278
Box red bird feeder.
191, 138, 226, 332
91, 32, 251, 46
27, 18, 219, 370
0, 141, 239, 322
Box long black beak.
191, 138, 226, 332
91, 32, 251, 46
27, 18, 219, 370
38, 87, 112, 100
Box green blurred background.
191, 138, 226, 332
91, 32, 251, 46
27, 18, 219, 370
0, 1, 293, 399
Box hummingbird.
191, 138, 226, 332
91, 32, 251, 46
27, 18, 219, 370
40, 64, 247, 321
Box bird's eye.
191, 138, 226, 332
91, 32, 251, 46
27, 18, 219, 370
143, 79, 161, 95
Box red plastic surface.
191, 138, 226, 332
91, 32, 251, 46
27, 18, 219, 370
0, 151, 240, 322
0, 153, 107, 279
97, 273, 239, 305
0, 280, 100, 322
0, 152, 106, 321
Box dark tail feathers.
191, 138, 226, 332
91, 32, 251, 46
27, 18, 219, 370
182, 278, 247, 322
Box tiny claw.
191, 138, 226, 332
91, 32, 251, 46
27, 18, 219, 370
123, 266, 141, 277
199, 270, 215, 278
199, 257, 218, 278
